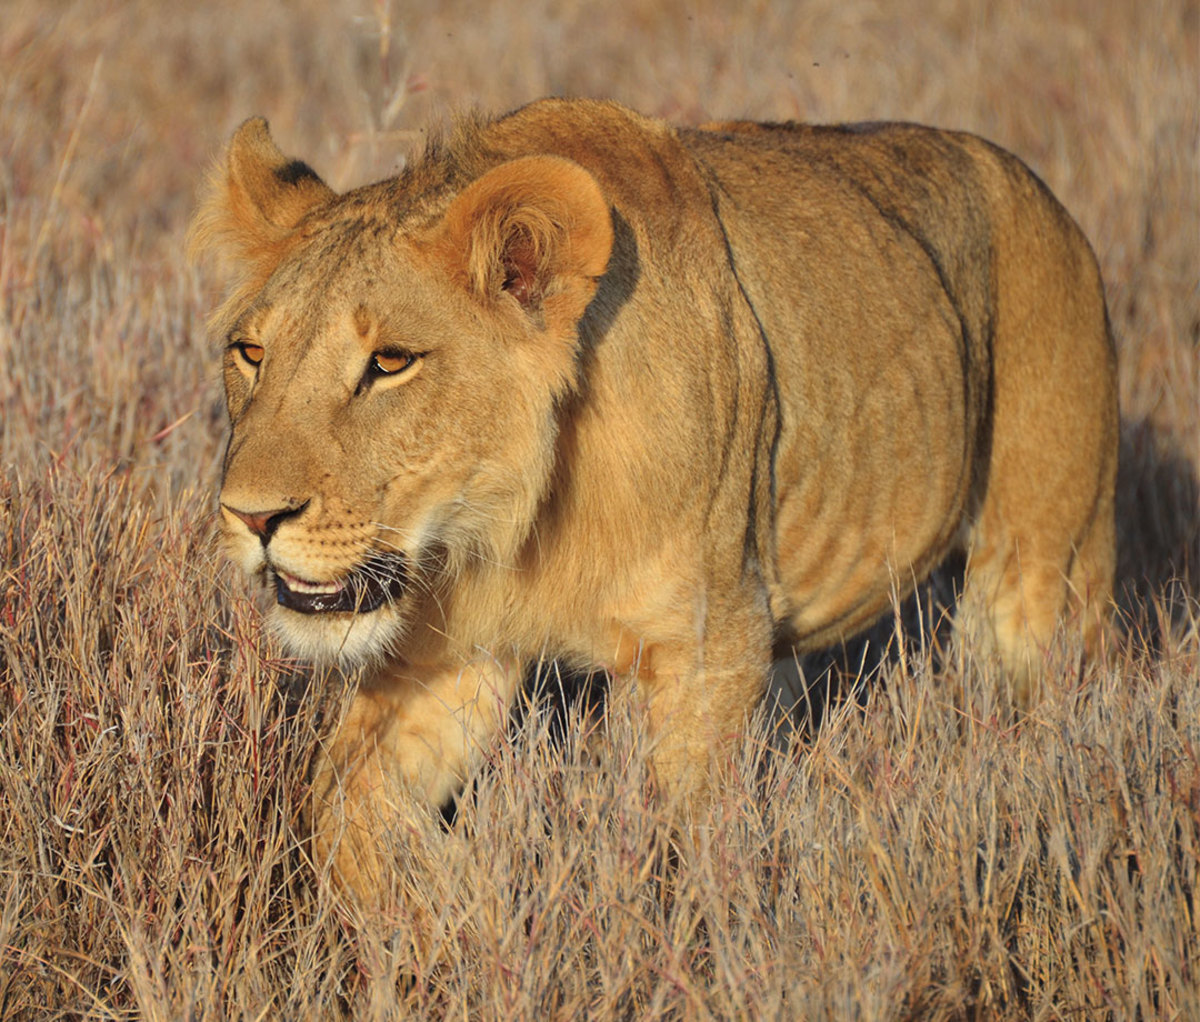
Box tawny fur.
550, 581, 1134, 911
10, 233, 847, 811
191, 99, 1118, 905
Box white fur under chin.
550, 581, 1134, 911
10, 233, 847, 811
268, 603, 407, 667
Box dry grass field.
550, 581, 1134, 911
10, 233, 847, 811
1, 0, 1197, 1017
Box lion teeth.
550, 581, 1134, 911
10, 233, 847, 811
277, 571, 345, 595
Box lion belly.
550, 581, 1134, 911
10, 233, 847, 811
697, 140, 981, 646
765, 249, 973, 646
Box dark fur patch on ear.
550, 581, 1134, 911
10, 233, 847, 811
275, 159, 321, 186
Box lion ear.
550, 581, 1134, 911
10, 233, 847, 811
188, 117, 334, 283
432, 156, 613, 330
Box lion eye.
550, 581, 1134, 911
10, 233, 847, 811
369, 351, 419, 377
232, 341, 264, 367
356, 349, 425, 394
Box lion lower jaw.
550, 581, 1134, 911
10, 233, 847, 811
268, 602, 407, 668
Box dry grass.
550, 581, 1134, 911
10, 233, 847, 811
1, 0, 1197, 1017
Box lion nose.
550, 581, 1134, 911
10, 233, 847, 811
223, 503, 306, 544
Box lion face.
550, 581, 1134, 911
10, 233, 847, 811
199, 121, 613, 664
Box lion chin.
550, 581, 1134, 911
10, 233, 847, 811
267, 602, 407, 668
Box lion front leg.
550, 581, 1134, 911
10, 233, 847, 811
309, 656, 522, 907
631, 582, 775, 808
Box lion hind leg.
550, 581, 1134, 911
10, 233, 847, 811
956, 491, 1115, 708
956, 534, 1069, 707
958, 174, 1119, 707
1068, 497, 1117, 662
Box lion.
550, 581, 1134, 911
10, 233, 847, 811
190, 98, 1117, 900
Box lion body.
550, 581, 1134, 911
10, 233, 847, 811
192, 99, 1117, 896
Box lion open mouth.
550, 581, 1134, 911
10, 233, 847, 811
271, 555, 406, 615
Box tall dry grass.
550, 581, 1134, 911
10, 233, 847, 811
1, 0, 1196, 1017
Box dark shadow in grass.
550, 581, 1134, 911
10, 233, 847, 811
768, 554, 963, 739
1113, 416, 1199, 640
442, 662, 610, 828
492, 571, 965, 774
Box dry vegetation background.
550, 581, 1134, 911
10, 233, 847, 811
1, 0, 1197, 1017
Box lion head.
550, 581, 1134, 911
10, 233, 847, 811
191, 118, 613, 664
